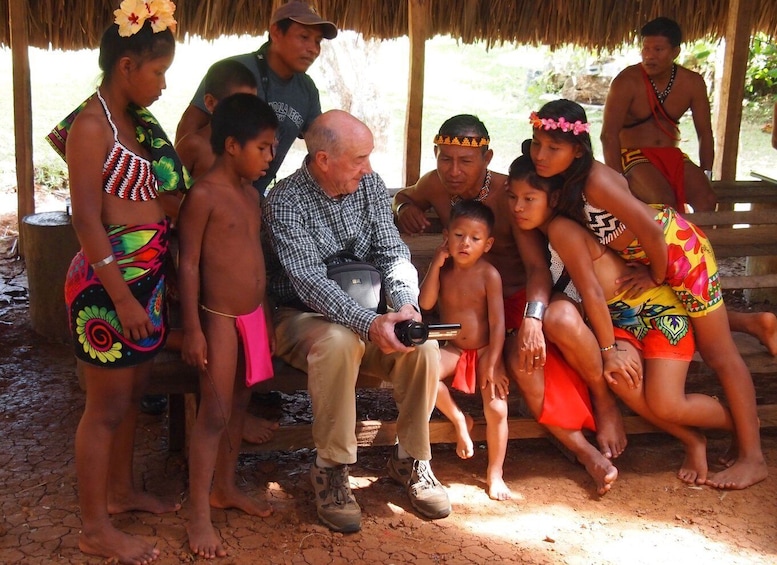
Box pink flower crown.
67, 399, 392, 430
529, 111, 590, 136
114, 0, 177, 37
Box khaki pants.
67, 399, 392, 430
273, 307, 440, 464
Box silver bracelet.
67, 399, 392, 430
523, 301, 546, 320
704, 169, 713, 181
91, 254, 115, 269
395, 201, 410, 216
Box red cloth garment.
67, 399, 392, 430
538, 342, 596, 431
451, 349, 478, 394
640, 146, 688, 213
236, 306, 274, 386
503, 290, 596, 431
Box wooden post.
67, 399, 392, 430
10, 0, 35, 250
712, 0, 753, 181
403, 0, 426, 187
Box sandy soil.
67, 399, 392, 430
1, 213, 777, 564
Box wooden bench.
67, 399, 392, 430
146, 180, 777, 453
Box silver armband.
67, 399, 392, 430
703, 169, 712, 181
523, 301, 546, 321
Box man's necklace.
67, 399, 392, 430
649, 64, 677, 104
450, 170, 492, 207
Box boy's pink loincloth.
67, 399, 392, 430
235, 306, 274, 386
452, 349, 478, 394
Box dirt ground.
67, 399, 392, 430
2, 227, 777, 564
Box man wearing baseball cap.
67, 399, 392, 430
175, 1, 337, 194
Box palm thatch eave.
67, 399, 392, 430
6, 0, 777, 51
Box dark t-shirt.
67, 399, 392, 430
191, 43, 322, 194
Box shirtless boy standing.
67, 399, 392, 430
419, 200, 510, 500
178, 93, 278, 558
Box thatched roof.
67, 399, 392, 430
7, 0, 777, 51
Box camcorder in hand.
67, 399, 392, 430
394, 320, 461, 347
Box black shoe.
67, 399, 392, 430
140, 394, 168, 415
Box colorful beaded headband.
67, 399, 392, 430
529, 111, 590, 135
114, 0, 177, 37
433, 134, 490, 148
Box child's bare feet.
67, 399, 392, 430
187, 515, 227, 559
80, 524, 160, 564
210, 485, 273, 517
454, 413, 475, 459
108, 490, 181, 515
593, 400, 627, 459
242, 415, 280, 444
706, 456, 768, 490
750, 311, 777, 356
486, 475, 512, 501
677, 431, 708, 485
578, 448, 619, 496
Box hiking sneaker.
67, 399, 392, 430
310, 462, 362, 533
387, 446, 451, 519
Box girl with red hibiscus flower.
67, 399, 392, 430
523, 98, 767, 491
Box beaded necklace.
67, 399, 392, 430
649, 63, 677, 104
450, 170, 492, 207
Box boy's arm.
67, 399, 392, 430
481, 264, 509, 399
689, 71, 714, 171
176, 187, 210, 370
418, 238, 449, 311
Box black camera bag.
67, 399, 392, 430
325, 251, 387, 313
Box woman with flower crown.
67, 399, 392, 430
46, 1, 187, 562
523, 98, 767, 491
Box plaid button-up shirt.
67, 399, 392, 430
263, 159, 419, 339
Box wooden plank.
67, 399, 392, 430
685, 209, 777, 226
241, 406, 777, 453
711, 181, 777, 205
720, 274, 777, 290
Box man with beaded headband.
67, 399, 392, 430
601, 16, 717, 213
394, 115, 623, 473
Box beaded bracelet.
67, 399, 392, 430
600, 343, 617, 352
91, 254, 115, 269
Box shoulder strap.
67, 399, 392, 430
254, 43, 271, 99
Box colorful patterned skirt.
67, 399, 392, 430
65, 219, 170, 367
616, 205, 723, 316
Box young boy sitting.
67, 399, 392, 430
175, 59, 259, 181
177, 93, 278, 558
418, 200, 511, 500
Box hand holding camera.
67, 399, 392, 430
393, 320, 461, 346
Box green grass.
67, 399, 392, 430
1, 34, 774, 198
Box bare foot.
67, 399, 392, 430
486, 475, 512, 501
578, 448, 619, 496
717, 438, 737, 468
210, 485, 273, 518
108, 490, 181, 515
187, 515, 227, 559
242, 415, 280, 445
677, 431, 708, 485
80, 524, 160, 564
750, 311, 777, 356
705, 456, 768, 490
454, 413, 475, 459
593, 400, 627, 459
